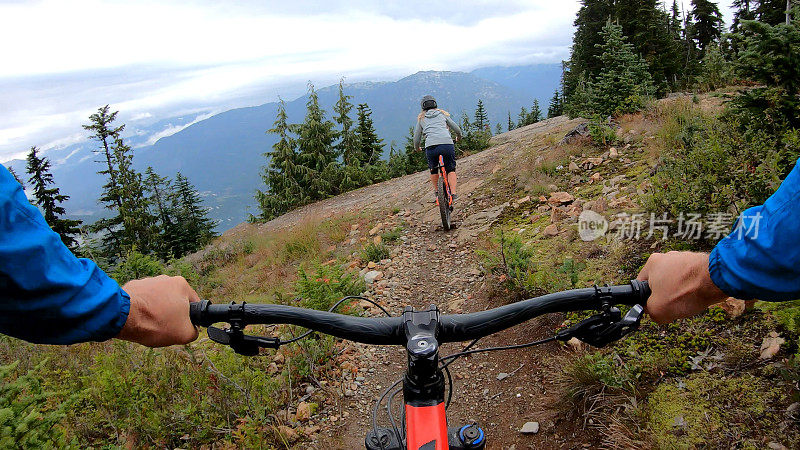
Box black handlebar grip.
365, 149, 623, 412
629, 279, 651, 305
190, 300, 211, 326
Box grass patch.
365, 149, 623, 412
361, 242, 390, 262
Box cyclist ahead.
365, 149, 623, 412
413, 95, 463, 203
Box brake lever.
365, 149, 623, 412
555, 304, 644, 348
207, 326, 281, 356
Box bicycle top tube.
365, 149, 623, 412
190, 280, 650, 346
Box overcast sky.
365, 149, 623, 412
0, 0, 735, 163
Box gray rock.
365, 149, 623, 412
364, 270, 382, 285
520, 421, 539, 434
496, 372, 509, 381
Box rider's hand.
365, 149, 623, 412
636, 251, 728, 325
117, 275, 200, 347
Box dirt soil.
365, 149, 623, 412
225, 117, 601, 449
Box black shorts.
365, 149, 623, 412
425, 144, 456, 174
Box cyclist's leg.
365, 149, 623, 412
425, 146, 439, 198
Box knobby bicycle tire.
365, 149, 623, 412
437, 174, 451, 231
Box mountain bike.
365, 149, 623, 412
435, 155, 454, 231
190, 280, 650, 449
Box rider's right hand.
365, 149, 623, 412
116, 275, 200, 347
636, 251, 728, 325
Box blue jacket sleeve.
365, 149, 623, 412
0, 165, 130, 344
709, 159, 800, 301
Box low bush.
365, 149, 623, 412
361, 242, 390, 262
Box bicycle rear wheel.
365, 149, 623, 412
438, 175, 451, 231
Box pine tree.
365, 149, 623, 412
25, 147, 82, 250
495, 123, 503, 134
255, 98, 307, 221
565, 0, 683, 97
83, 106, 156, 256
144, 167, 180, 259
296, 83, 338, 200
507, 112, 515, 131
387, 141, 408, 178
172, 172, 216, 255
404, 127, 428, 174
690, 0, 724, 52
333, 80, 359, 166
589, 20, 655, 117
517, 107, 528, 128
473, 100, 489, 132
354, 103, 384, 165
528, 99, 542, 124
113, 135, 157, 255
6, 166, 24, 189
547, 90, 564, 118
732, 0, 757, 32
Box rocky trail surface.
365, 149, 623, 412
223, 116, 616, 449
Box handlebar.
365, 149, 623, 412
190, 280, 649, 346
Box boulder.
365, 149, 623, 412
543, 224, 559, 236
547, 192, 575, 205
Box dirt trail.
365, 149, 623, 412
226, 117, 599, 449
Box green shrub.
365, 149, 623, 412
111, 250, 165, 284
295, 262, 365, 311
361, 242, 390, 262
0, 360, 74, 448
380, 226, 403, 243
646, 111, 788, 217
588, 116, 618, 146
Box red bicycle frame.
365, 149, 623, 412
405, 403, 449, 449
438, 155, 453, 207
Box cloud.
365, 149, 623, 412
10, 0, 745, 162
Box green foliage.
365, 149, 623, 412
0, 360, 73, 448
255, 98, 307, 221
25, 146, 82, 250
646, 102, 794, 216
547, 90, 564, 118
689, 0, 724, 53
473, 100, 489, 132
361, 242, 390, 262
757, 300, 800, 335
354, 103, 384, 165
557, 258, 586, 288
588, 116, 618, 146
458, 107, 492, 155
697, 43, 734, 91
517, 99, 542, 127
480, 231, 569, 298
557, 352, 638, 416
111, 250, 165, 284
295, 262, 365, 311
380, 226, 403, 243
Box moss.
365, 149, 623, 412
646, 373, 792, 449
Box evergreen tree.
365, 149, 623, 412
528, 99, 542, 124
172, 172, 216, 255
588, 20, 655, 117
6, 166, 24, 189
83, 106, 125, 255
495, 123, 503, 134
255, 98, 307, 221
354, 103, 384, 164
387, 141, 408, 178
690, 0, 724, 52
507, 111, 515, 131
296, 83, 338, 200
25, 147, 82, 250
473, 100, 489, 132
144, 167, 180, 259
404, 127, 428, 174
517, 106, 529, 128
755, 0, 793, 25
83, 106, 156, 256
333, 79, 359, 166
547, 90, 564, 118
698, 42, 733, 90
113, 135, 157, 255
732, 0, 757, 31
564, 0, 682, 97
